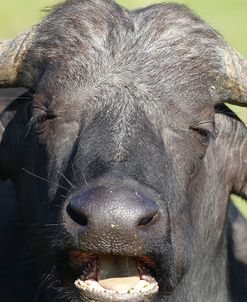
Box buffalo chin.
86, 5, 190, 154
65, 251, 159, 302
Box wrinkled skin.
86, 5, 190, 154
0, 1, 247, 302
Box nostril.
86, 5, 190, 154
138, 213, 157, 227
66, 204, 88, 227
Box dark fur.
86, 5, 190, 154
0, 1, 247, 301
228, 203, 247, 301
0, 181, 38, 302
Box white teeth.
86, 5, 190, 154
131, 280, 150, 291
83, 280, 104, 291
75, 278, 159, 302
98, 277, 140, 292
75, 278, 152, 293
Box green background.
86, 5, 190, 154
0, 0, 247, 217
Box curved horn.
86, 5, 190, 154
0, 29, 36, 88
212, 46, 247, 106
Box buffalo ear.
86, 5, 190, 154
0, 92, 31, 180
239, 183, 247, 200
232, 132, 247, 200
235, 174, 247, 200
227, 119, 247, 200
214, 112, 247, 200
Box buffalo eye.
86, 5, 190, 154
190, 122, 215, 146
35, 112, 57, 123
29, 105, 57, 135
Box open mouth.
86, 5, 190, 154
68, 251, 159, 302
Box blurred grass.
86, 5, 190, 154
0, 0, 247, 218
0, 0, 58, 38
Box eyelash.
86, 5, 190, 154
190, 124, 216, 146
26, 109, 57, 137
193, 127, 215, 139
35, 112, 56, 123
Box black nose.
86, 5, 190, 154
67, 186, 159, 232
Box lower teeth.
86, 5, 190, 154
98, 276, 140, 291
75, 278, 158, 294
71, 254, 159, 300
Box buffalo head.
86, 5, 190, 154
0, 1, 247, 301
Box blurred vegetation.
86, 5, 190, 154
0, 0, 247, 217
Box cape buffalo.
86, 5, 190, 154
0, 0, 247, 301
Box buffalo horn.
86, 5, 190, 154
212, 45, 247, 106
0, 29, 36, 88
